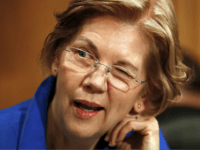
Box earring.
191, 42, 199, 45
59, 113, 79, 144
54, 68, 57, 72
138, 104, 141, 108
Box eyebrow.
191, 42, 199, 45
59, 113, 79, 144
77, 37, 138, 72
77, 37, 97, 51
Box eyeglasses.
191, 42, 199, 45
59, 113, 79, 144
63, 46, 146, 92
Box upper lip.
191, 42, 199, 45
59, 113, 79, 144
74, 99, 104, 108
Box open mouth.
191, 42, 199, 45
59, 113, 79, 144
74, 101, 104, 112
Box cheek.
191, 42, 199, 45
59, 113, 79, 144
56, 62, 89, 108
58, 63, 81, 92
54, 64, 83, 126
54, 64, 78, 111
107, 79, 142, 114
108, 88, 139, 120
108, 82, 115, 91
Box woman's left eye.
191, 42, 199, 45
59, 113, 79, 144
119, 69, 131, 77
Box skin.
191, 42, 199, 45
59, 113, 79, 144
46, 15, 159, 150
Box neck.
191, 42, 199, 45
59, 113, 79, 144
46, 100, 100, 149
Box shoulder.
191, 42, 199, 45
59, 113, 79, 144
0, 99, 31, 124
0, 99, 32, 148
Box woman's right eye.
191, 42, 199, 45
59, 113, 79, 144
75, 48, 92, 59
78, 50, 87, 58
71, 47, 95, 60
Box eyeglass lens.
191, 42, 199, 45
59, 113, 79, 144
64, 47, 141, 92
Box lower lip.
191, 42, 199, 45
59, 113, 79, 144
75, 106, 102, 119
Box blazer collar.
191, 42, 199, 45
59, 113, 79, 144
18, 76, 56, 149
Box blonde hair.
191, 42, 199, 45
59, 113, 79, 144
40, 0, 191, 116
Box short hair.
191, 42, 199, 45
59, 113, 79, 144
40, 0, 191, 116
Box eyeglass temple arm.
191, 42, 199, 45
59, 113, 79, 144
63, 46, 70, 52
135, 80, 147, 84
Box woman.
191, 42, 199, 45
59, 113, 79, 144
0, 0, 190, 149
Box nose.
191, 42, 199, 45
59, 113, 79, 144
82, 66, 108, 93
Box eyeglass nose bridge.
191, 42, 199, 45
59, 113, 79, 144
94, 61, 112, 73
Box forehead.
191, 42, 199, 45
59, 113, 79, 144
71, 16, 149, 72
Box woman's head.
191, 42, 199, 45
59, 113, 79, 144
49, 15, 150, 139
40, 0, 191, 117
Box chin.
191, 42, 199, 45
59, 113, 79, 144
67, 122, 104, 139
62, 114, 107, 139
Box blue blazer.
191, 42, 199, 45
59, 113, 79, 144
0, 76, 170, 149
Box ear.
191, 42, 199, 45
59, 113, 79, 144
128, 90, 153, 117
51, 57, 60, 77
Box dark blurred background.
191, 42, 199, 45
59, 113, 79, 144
0, 0, 200, 149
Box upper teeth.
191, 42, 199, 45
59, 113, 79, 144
82, 108, 94, 111
90, 106, 98, 107
82, 103, 99, 108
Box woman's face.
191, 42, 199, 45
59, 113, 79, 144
52, 16, 149, 139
